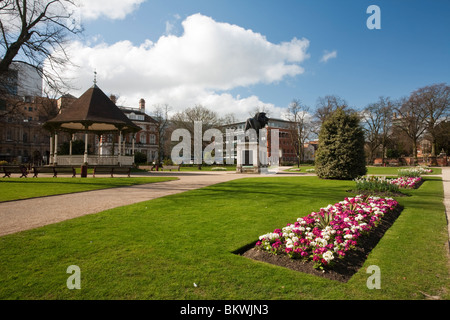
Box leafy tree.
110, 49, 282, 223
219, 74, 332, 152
134, 151, 147, 164
315, 108, 366, 180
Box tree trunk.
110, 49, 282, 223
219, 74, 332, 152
412, 139, 418, 165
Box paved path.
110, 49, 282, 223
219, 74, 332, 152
441, 167, 450, 246
0, 169, 301, 237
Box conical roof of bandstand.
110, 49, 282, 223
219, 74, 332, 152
44, 85, 141, 134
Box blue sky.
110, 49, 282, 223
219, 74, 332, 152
62, 0, 450, 120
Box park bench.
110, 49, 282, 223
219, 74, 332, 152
2, 165, 29, 178
32, 166, 76, 178
160, 165, 180, 171
373, 158, 383, 166
387, 160, 399, 166
92, 166, 131, 177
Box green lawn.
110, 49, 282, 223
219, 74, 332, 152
0, 177, 178, 202
0, 174, 447, 300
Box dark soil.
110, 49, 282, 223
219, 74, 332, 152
235, 206, 403, 283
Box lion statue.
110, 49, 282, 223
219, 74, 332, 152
244, 112, 269, 138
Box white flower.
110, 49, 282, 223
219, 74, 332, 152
285, 239, 294, 248
259, 232, 279, 241
323, 251, 334, 262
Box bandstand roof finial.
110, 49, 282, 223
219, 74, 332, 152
93, 69, 97, 86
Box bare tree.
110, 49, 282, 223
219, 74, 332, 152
361, 96, 393, 163
394, 97, 428, 163
248, 105, 271, 118
285, 99, 312, 167
314, 95, 349, 122
409, 83, 450, 160
312, 94, 351, 135
152, 103, 171, 164
172, 105, 221, 129
0, 0, 82, 95
171, 105, 221, 168
221, 112, 239, 125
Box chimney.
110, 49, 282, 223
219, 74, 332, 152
139, 98, 145, 112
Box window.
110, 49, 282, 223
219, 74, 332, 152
149, 134, 156, 144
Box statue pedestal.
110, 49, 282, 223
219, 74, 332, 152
428, 156, 438, 166
236, 141, 260, 174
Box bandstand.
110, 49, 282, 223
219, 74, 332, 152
43, 84, 141, 167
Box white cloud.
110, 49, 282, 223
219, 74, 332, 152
49, 13, 309, 121
320, 50, 337, 63
75, 0, 145, 20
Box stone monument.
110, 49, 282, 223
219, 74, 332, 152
236, 112, 269, 174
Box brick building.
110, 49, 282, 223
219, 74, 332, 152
0, 96, 58, 164
117, 98, 159, 163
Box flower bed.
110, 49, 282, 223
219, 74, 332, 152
389, 176, 423, 189
354, 175, 400, 193
354, 175, 423, 192
211, 167, 227, 171
398, 166, 432, 177
255, 195, 399, 270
